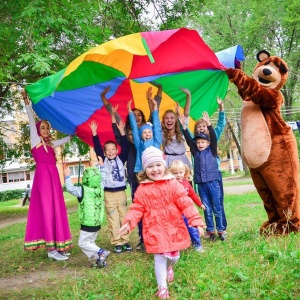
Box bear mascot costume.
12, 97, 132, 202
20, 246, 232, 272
226, 50, 300, 235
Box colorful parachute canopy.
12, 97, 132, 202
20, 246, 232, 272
26, 28, 241, 147
215, 45, 245, 69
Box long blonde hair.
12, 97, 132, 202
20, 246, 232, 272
168, 160, 192, 181
161, 110, 184, 147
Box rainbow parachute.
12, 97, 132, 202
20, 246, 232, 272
26, 28, 244, 146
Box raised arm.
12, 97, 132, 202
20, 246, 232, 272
179, 114, 197, 156
89, 120, 105, 160
150, 98, 162, 147
116, 119, 129, 163
147, 83, 162, 122
111, 105, 122, 145
101, 86, 122, 124
21, 89, 40, 148
128, 100, 141, 148
53, 136, 71, 147
179, 87, 191, 118
152, 81, 162, 109
214, 97, 226, 141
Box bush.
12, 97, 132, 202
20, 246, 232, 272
0, 189, 24, 202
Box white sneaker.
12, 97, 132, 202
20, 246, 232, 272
48, 251, 69, 261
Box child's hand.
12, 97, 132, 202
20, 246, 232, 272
20, 88, 30, 105
179, 87, 191, 96
200, 204, 206, 210
119, 222, 130, 235
146, 87, 154, 112
201, 112, 211, 126
112, 105, 119, 114
127, 100, 132, 112
89, 120, 98, 136
146, 87, 153, 100
63, 165, 71, 177
217, 97, 224, 111
97, 156, 104, 166
116, 119, 126, 135
198, 226, 205, 237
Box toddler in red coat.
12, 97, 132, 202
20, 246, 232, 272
119, 146, 205, 299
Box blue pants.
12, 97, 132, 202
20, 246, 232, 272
183, 215, 202, 248
198, 181, 225, 233
130, 182, 143, 243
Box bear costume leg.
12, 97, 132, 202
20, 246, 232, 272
249, 133, 300, 235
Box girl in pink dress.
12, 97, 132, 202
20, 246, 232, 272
22, 90, 73, 261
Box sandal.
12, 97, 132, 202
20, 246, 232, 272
155, 287, 170, 299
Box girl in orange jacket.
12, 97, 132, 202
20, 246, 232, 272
119, 146, 205, 299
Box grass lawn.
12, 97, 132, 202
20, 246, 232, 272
0, 185, 299, 299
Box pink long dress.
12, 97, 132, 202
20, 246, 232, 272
24, 106, 73, 251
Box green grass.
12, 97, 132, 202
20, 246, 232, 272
0, 186, 299, 299
222, 180, 254, 187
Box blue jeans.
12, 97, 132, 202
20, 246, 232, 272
183, 215, 202, 248
130, 182, 143, 243
198, 181, 225, 233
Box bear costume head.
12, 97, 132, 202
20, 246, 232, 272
252, 50, 288, 91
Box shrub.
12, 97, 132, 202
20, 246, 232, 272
0, 189, 24, 202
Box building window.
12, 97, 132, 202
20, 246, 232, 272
69, 165, 85, 178
20, 172, 25, 181
1, 173, 7, 183
8, 173, 13, 182
1, 171, 31, 183
14, 173, 19, 182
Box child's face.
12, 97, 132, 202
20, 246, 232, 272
196, 138, 210, 151
196, 122, 207, 134
145, 162, 165, 181
163, 112, 176, 130
39, 122, 50, 138
104, 143, 118, 159
141, 129, 153, 141
133, 110, 143, 127
171, 168, 185, 182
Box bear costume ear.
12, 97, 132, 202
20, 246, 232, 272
256, 50, 270, 62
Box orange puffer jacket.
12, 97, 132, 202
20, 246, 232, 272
124, 175, 205, 254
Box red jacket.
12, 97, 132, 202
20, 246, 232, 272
123, 175, 205, 254
179, 179, 203, 207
